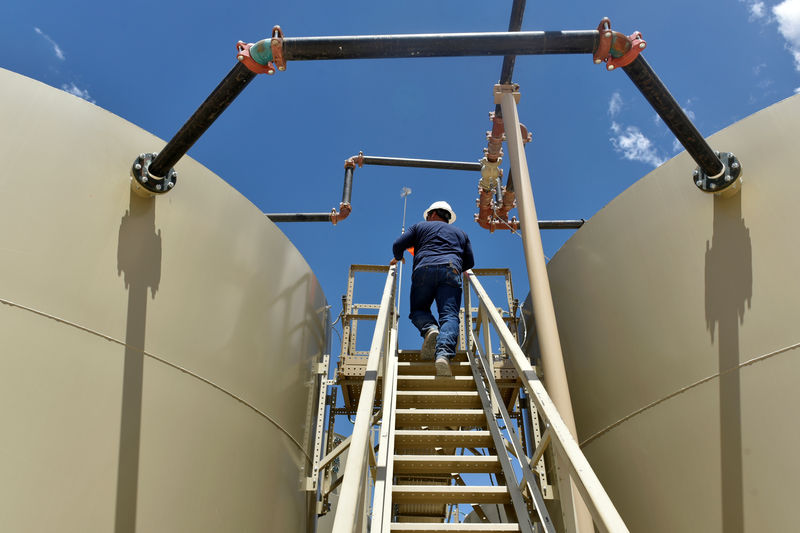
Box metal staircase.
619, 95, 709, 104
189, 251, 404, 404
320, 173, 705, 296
309, 264, 629, 532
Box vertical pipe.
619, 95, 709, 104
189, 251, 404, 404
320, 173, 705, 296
342, 166, 355, 204
500, 91, 593, 533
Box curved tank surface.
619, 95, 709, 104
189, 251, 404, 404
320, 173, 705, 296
536, 93, 800, 531
0, 68, 327, 532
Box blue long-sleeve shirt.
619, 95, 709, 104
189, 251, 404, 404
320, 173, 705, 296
393, 221, 475, 272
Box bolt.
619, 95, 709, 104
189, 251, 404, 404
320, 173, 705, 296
156, 184, 162, 191
725, 174, 733, 182
639, 42, 646, 49
168, 181, 175, 189
710, 182, 717, 189
139, 153, 145, 159
594, 58, 602, 64
607, 64, 615, 70
695, 180, 703, 186
604, 32, 612, 38
714, 151, 720, 157
134, 163, 142, 170
237, 55, 244, 62
142, 176, 148, 183
278, 66, 286, 71
693, 169, 699, 178
731, 162, 740, 169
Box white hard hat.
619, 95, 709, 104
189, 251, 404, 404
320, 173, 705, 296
423, 201, 456, 224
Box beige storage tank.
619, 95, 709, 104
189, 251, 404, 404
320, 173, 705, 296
535, 93, 800, 531
0, 68, 327, 532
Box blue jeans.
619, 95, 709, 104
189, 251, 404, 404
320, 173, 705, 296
409, 263, 462, 359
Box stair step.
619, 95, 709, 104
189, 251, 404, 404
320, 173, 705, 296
395, 430, 494, 449
399, 361, 473, 376
391, 524, 522, 532
398, 376, 477, 391
393, 486, 510, 504
397, 391, 482, 409
394, 455, 501, 474
399, 350, 468, 363
396, 409, 487, 428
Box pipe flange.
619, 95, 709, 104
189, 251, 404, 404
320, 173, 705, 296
130, 153, 177, 197
693, 151, 742, 196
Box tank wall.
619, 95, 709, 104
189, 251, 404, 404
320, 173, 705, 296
536, 94, 800, 532
0, 69, 326, 532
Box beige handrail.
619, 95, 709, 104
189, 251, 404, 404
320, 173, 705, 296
465, 270, 630, 533
331, 265, 397, 533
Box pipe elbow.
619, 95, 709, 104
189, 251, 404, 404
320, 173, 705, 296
330, 203, 352, 225
345, 152, 364, 169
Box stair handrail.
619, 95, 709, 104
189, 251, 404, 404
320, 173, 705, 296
464, 270, 630, 533
331, 264, 397, 532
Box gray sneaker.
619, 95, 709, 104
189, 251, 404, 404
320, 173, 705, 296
435, 355, 452, 377
420, 328, 438, 361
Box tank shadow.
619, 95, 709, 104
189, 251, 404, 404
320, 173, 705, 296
705, 191, 752, 533
114, 191, 162, 533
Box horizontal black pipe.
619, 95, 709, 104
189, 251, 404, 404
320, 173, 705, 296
623, 56, 723, 176
266, 213, 585, 228
266, 213, 332, 222
149, 63, 256, 177
282, 31, 598, 61
538, 219, 585, 229
361, 156, 481, 171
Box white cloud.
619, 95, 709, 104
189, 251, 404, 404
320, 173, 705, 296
773, 0, 800, 70
673, 138, 683, 153
751, 1, 767, 20
608, 92, 622, 117
34, 27, 65, 60
794, 86, 800, 93
61, 83, 95, 104
753, 62, 767, 75
610, 121, 666, 167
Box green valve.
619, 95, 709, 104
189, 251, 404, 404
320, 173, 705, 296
249, 39, 273, 65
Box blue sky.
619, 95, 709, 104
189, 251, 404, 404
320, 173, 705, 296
3, 0, 800, 355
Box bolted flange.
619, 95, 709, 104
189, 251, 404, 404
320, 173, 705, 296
693, 151, 742, 197
130, 152, 177, 197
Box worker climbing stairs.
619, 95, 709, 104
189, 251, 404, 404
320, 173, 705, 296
308, 264, 628, 532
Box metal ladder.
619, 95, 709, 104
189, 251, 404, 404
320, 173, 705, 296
310, 265, 629, 532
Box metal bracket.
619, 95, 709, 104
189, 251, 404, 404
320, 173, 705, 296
130, 152, 177, 197
693, 151, 743, 196
494, 83, 521, 104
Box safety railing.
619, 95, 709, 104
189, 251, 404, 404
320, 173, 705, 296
330, 264, 398, 532
464, 270, 629, 533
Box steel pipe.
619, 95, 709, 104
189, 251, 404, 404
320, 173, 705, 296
623, 55, 724, 177
282, 31, 598, 61
539, 219, 585, 229
342, 166, 354, 204
148, 63, 256, 177
360, 156, 481, 171
498, 0, 527, 85
265, 213, 332, 222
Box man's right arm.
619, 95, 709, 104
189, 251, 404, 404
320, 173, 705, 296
392, 225, 416, 261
